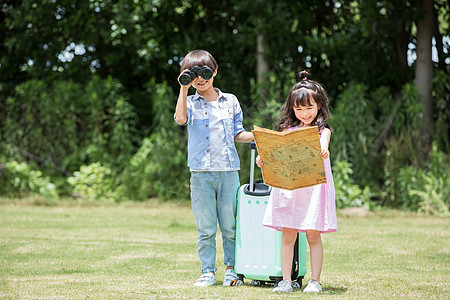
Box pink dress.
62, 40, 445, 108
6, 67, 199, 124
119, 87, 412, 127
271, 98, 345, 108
262, 126, 337, 233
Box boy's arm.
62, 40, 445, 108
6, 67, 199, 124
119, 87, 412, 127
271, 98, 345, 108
175, 87, 189, 125
174, 70, 191, 125
234, 131, 254, 143
232, 96, 253, 143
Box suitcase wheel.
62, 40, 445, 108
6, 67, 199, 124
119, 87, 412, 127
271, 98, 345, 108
291, 281, 301, 289
251, 280, 262, 286
274, 279, 281, 287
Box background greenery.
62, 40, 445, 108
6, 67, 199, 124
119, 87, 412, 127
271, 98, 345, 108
0, 0, 449, 214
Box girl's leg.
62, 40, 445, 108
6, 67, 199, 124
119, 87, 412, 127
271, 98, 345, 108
306, 230, 323, 283
281, 227, 298, 281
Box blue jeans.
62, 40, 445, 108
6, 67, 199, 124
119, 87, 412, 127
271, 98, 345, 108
190, 171, 240, 273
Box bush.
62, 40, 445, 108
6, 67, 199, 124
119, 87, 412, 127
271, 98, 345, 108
2, 76, 138, 175
0, 161, 58, 198
67, 163, 117, 202
329, 83, 380, 187
1, 76, 139, 199
119, 81, 190, 201
332, 160, 372, 209
396, 144, 450, 215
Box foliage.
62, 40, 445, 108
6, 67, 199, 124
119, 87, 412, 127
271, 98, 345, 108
432, 70, 450, 153
0, 161, 58, 199
67, 163, 116, 202
332, 160, 372, 209
410, 173, 449, 216
119, 82, 189, 201
395, 144, 450, 215
2, 76, 137, 174
0, 1, 448, 211
329, 83, 380, 186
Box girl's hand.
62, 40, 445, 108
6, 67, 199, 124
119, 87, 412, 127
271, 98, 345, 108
320, 148, 330, 159
256, 155, 263, 168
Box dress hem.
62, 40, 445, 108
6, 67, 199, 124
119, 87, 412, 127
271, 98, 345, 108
263, 224, 337, 234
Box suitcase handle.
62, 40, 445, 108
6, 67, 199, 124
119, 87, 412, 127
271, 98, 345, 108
245, 142, 271, 196
249, 142, 256, 192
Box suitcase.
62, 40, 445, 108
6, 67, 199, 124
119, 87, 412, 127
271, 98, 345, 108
235, 142, 307, 287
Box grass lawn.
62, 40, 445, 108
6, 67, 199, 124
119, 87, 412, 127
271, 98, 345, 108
0, 199, 449, 299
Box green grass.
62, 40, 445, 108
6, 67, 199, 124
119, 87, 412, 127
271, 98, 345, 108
0, 200, 449, 299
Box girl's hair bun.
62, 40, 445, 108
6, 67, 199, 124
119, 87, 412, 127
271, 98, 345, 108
299, 70, 308, 80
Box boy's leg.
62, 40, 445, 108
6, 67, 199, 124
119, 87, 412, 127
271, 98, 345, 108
216, 171, 240, 269
191, 172, 218, 274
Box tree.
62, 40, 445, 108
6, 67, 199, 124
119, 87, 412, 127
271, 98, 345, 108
415, 0, 435, 154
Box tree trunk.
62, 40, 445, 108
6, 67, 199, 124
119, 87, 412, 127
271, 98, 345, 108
415, 0, 434, 155
256, 34, 269, 99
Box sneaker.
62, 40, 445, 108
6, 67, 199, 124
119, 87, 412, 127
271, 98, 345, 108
222, 269, 243, 286
194, 272, 216, 287
272, 280, 293, 292
303, 279, 322, 293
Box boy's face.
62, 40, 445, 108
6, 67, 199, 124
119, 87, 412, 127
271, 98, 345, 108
192, 69, 217, 92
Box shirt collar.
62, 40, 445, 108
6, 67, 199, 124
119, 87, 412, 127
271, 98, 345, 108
193, 88, 226, 102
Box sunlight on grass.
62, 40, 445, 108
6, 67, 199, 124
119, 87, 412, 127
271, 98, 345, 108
0, 201, 449, 299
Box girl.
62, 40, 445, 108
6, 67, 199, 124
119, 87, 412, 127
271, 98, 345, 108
256, 71, 337, 293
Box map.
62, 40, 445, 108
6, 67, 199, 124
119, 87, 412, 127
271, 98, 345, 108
252, 125, 327, 190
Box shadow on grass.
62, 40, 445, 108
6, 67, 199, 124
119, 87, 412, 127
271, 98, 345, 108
231, 282, 348, 294
323, 285, 348, 294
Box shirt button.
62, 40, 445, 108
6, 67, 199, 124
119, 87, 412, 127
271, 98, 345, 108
204, 112, 207, 115
206, 124, 208, 127
206, 149, 209, 152
206, 137, 209, 140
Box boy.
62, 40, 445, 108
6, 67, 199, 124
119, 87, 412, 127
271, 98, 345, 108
174, 49, 253, 287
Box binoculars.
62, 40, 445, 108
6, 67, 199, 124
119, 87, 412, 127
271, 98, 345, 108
179, 65, 214, 86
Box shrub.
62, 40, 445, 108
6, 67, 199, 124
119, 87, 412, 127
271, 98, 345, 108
67, 163, 116, 201
119, 81, 190, 201
2, 76, 138, 175
329, 83, 380, 187
332, 160, 372, 209
0, 161, 58, 198
396, 144, 450, 215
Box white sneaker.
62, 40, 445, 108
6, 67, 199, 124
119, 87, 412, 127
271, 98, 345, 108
272, 280, 293, 292
222, 269, 243, 286
194, 272, 216, 287
303, 279, 322, 293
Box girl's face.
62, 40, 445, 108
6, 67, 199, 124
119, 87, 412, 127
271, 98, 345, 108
293, 97, 320, 126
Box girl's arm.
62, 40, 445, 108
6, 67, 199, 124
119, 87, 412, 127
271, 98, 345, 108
234, 131, 254, 143
319, 128, 331, 159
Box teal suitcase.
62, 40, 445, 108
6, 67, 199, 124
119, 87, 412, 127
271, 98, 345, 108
235, 142, 307, 287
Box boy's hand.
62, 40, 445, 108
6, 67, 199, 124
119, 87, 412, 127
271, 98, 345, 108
320, 148, 329, 159
256, 155, 263, 168
178, 69, 192, 88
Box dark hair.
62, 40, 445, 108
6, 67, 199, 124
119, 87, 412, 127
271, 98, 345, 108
278, 71, 331, 132
180, 50, 218, 72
